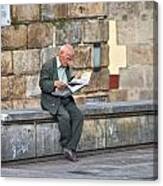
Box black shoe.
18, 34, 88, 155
72, 151, 79, 162
63, 148, 78, 162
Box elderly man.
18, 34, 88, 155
39, 44, 83, 162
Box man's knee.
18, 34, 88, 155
59, 111, 70, 122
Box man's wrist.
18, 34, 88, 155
54, 81, 57, 88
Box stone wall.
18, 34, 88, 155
1, 2, 158, 109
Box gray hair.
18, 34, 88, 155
59, 44, 74, 56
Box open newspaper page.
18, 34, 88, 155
51, 71, 92, 97
67, 71, 92, 93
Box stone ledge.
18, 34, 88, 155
1, 100, 157, 123
1, 100, 158, 162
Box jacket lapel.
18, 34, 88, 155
66, 67, 71, 82
52, 57, 59, 81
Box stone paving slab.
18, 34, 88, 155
1, 145, 158, 180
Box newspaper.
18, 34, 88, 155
51, 71, 92, 97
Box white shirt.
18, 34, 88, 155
56, 57, 68, 83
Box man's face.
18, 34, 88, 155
60, 51, 74, 67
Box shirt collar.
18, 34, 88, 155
56, 56, 62, 68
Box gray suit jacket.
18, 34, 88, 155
39, 57, 74, 115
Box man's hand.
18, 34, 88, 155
54, 80, 67, 91
72, 71, 82, 79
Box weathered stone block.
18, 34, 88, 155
106, 116, 153, 147
28, 23, 53, 48
106, 118, 122, 147
119, 66, 144, 89
123, 117, 143, 144
1, 125, 35, 161
12, 5, 40, 22
73, 45, 92, 68
127, 88, 140, 101
36, 123, 61, 156
120, 65, 155, 93
1, 76, 13, 101
95, 119, 106, 148
12, 76, 26, 99
1, 25, 27, 50
41, 4, 68, 20
145, 1, 157, 10
68, 3, 104, 18
84, 92, 109, 103
127, 45, 154, 66
83, 68, 109, 93
1, 51, 13, 76
98, 68, 109, 91
56, 21, 82, 45
136, 18, 154, 45
40, 47, 60, 65
108, 89, 128, 102
101, 44, 109, 67
144, 65, 154, 89
117, 18, 138, 45
78, 120, 96, 151
139, 89, 154, 100
1, 101, 13, 110
83, 19, 109, 43
105, 1, 157, 21
12, 98, 40, 109
106, 2, 142, 20
117, 17, 155, 45
140, 116, 155, 143
13, 49, 40, 75
26, 75, 41, 98
90, 94, 109, 102
147, 115, 157, 142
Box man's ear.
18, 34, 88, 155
59, 50, 63, 57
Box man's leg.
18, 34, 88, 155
56, 104, 71, 149
65, 101, 84, 152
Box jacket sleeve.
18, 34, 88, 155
39, 63, 54, 93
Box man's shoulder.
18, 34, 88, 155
42, 57, 57, 69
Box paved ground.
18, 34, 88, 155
1, 145, 158, 180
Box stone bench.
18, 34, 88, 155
1, 100, 157, 162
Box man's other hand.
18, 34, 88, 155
54, 80, 67, 91
72, 71, 82, 79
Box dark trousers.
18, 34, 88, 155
56, 97, 84, 151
